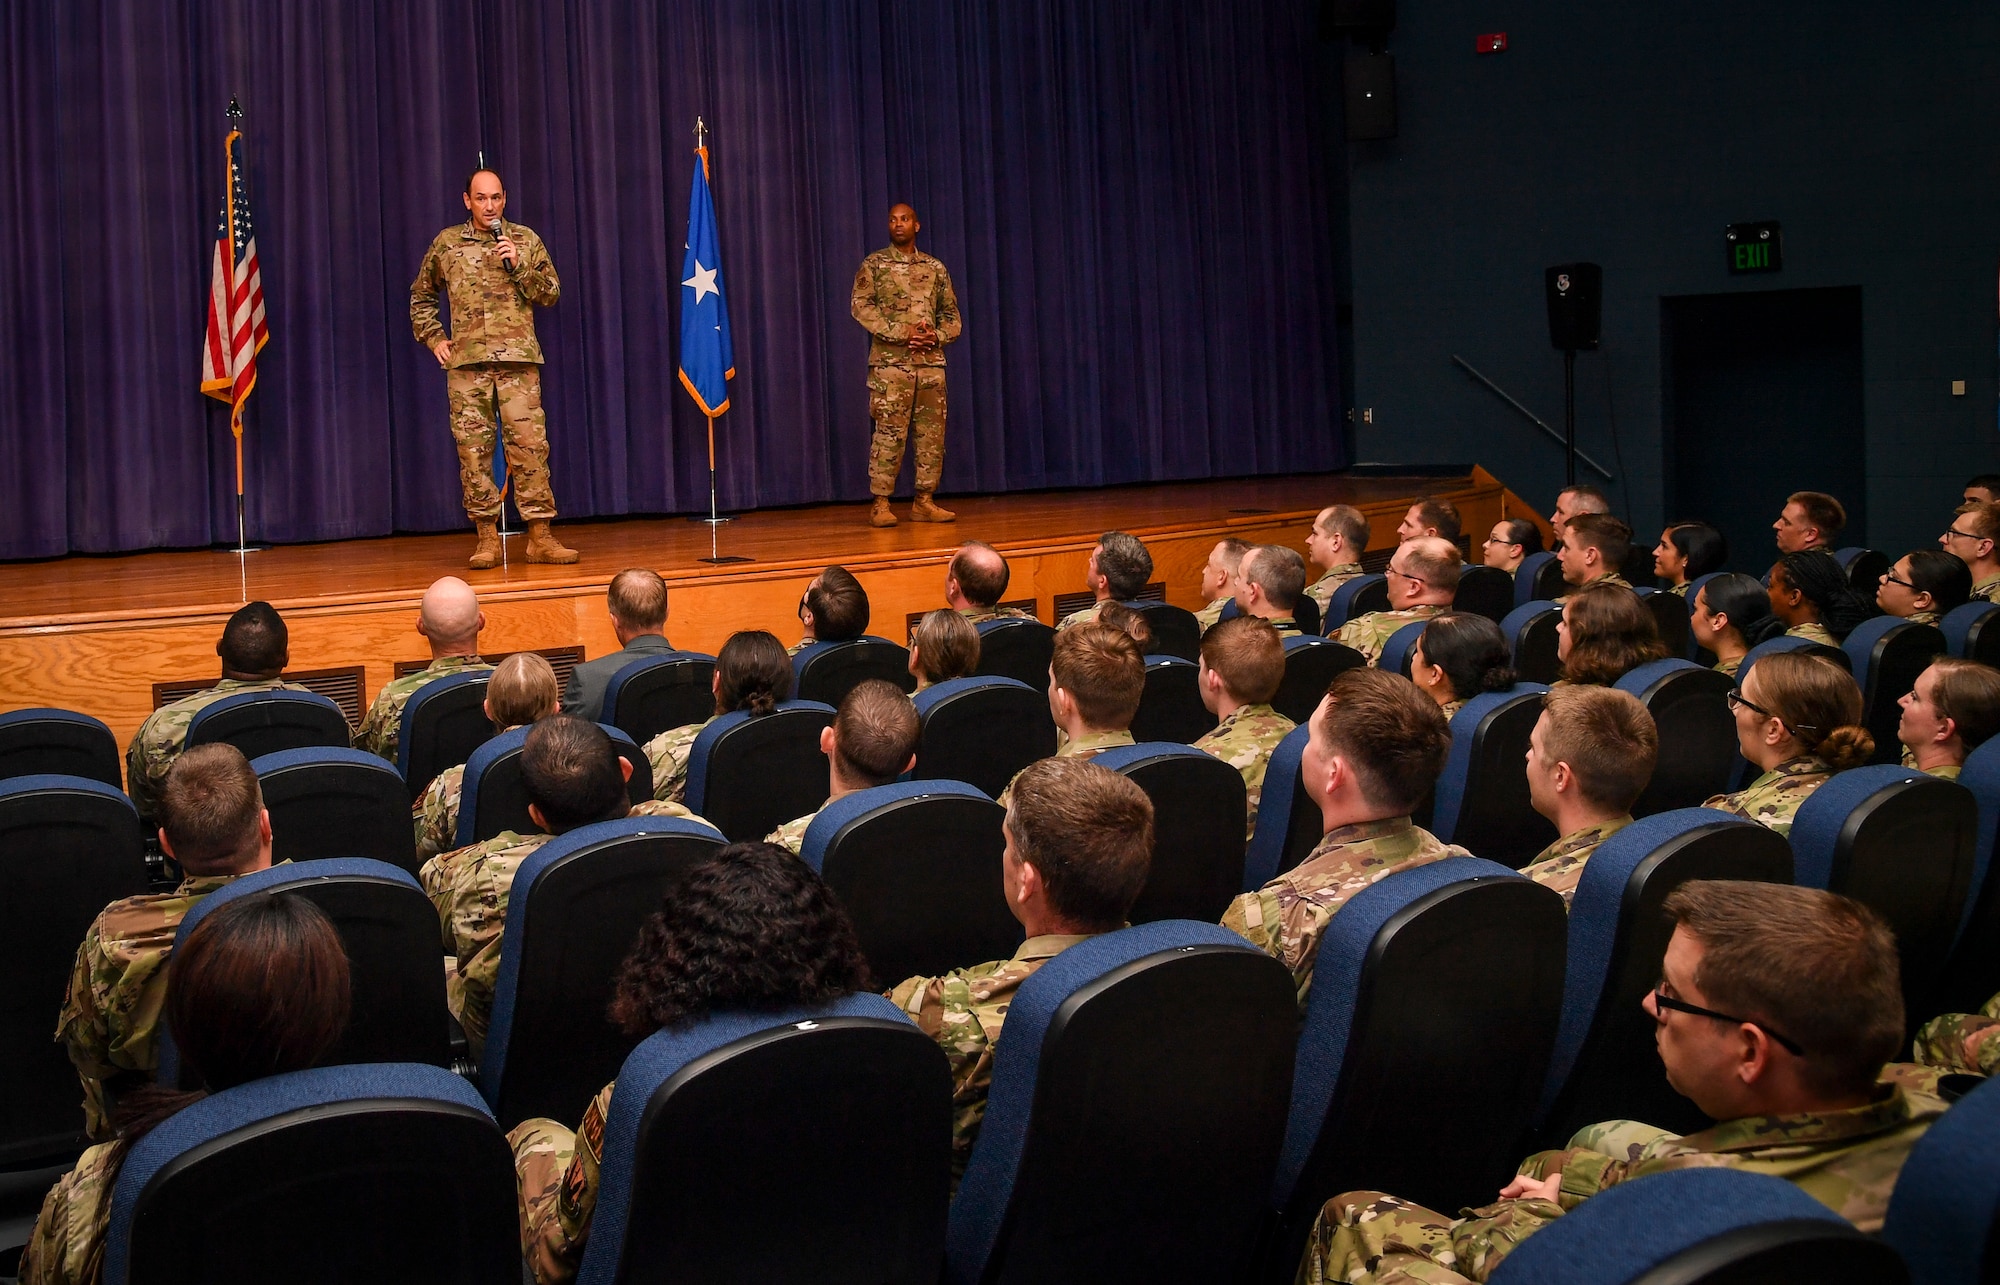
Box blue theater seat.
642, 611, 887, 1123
395, 669, 492, 796
1832, 546, 1890, 593
251, 746, 416, 874
1941, 735, 2000, 1014
1244, 723, 1321, 890
1843, 615, 1947, 766
1943, 599, 2000, 667
1613, 659, 1736, 816
1125, 599, 1204, 660
911, 676, 1055, 798
793, 636, 916, 706
1428, 684, 1555, 866
455, 722, 655, 847
1131, 654, 1216, 743
1882, 1072, 2000, 1285
1513, 552, 1557, 608
1323, 574, 1387, 633
971, 618, 1056, 693
684, 700, 836, 842
1272, 635, 1366, 725
1452, 564, 1515, 624
184, 689, 348, 761
1094, 742, 1247, 921
1500, 601, 1563, 685
600, 651, 717, 747
0, 707, 122, 787
1633, 585, 1693, 658
1378, 619, 1428, 677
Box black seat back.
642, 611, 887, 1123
1132, 656, 1217, 744
1504, 603, 1565, 685
253, 748, 418, 875
0, 709, 123, 787
397, 672, 493, 797
796, 638, 917, 706
686, 703, 836, 842
1429, 687, 1556, 866
1845, 617, 1947, 765
912, 680, 1057, 799
185, 691, 350, 762
1128, 601, 1202, 661
1453, 565, 1515, 623
463, 725, 655, 847
1637, 588, 1692, 659
1096, 744, 1247, 921
1614, 662, 1738, 816
604, 654, 717, 747
1532, 556, 1569, 602
972, 619, 1057, 694
1272, 639, 1367, 725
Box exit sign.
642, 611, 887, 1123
1726, 221, 1782, 274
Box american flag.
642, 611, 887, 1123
199, 125, 268, 435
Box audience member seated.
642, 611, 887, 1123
1194, 536, 1254, 630
1773, 489, 1846, 555
888, 757, 1152, 1186
1703, 651, 1873, 838
1968, 474, 2000, 506
1299, 881, 1940, 1283
1396, 495, 1462, 545
1036, 623, 1144, 771
509, 842, 872, 1284
1094, 601, 1156, 653
1652, 521, 1727, 596
1519, 685, 1657, 908
59, 744, 275, 1140
1556, 582, 1668, 687
1943, 500, 2000, 602
791, 565, 870, 656
1234, 544, 1309, 636
1876, 548, 1972, 626
642, 630, 792, 806
1914, 991, 2000, 1079
1548, 484, 1611, 546
1481, 517, 1543, 575
1897, 657, 2000, 780
1555, 514, 1634, 596
1222, 668, 1463, 1011
24, 893, 352, 1285
125, 601, 304, 825
1691, 573, 1783, 677
765, 679, 920, 853
421, 716, 700, 1053
560, 569, 674, 720
1409, 612, 1517, 719
908, 608, 980, 691
413, 653, 561, 864
1333, 537, 1460, 666
1190, 617, 1294, 840
354, 577, 491, 762
1304, 506, 1370, 614
1769, 548, 1874, 645
1057, 531, 1153, 631
945, 541, 1034, 624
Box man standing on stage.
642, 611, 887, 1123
851, 203, 962, 528
411, 168, 579, 568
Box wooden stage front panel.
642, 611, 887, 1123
0, 468, 1547, 753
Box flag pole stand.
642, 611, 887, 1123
227, 426, 264, 558
693, 413, 752, 564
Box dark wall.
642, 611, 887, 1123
1341, 2, 2000, 558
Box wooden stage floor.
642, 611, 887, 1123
0, 467, 1541, 749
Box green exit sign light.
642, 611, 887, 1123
1726, 221, 1782, 274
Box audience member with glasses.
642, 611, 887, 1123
1942, 500, 2000, 602
1331, 536, 1460, 666
1875, 548, 1971, 626
1703, 650, 1873, 839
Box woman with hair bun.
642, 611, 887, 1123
1653, 522, 1727, 595
1703, 650, 1874, 837
1690, 573, 1784, 677
1769, 549, 1874, 645
1410, 613, 1516, 719
642, 631, 794, 804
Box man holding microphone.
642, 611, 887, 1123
411, 168, 578, 567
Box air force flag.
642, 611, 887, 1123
677, 145, 735, 417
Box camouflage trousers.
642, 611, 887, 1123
446, 362, 557, 521
867, 364, 946, 495
1913, 992, 2000, 1076
510, 1116, 575, 1284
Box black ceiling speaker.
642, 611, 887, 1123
1344, 53, 1397, 141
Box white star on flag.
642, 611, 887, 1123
683, 259, 718, 305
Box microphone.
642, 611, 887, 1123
489, 217, 515, 271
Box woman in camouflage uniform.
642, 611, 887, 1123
1409, 613, 1517, 722
1691, 574, 1783, 678
1769, 549, 1873, 646
1896, 657, 2000, 781
1703, 650, 1873, 838
907, 609, 980, 691
1875, 548, 1972, 627
641, 631, 792, 805
1554, 583, 1668, 687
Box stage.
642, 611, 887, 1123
0, 467, 1542, 750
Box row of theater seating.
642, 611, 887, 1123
32, 816, 2000, 1282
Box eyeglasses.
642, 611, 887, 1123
1651, 986, 1805, 1056
1943, 527, 1981, 543
1881, 571, 1916, 589
1385, 567, 1426, 587
1725, 687, 1818, 733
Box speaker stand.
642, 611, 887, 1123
1562, 347, 1577, 487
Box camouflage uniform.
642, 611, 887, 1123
1263, 614, 1304, 638
1914, 990, 2000, 1077
996, 729, 1136, 809
851, 244, 961, 496
766, 804, 825, 855
1668, 582, 1692, 598
959, 605, 1036, 625
1926, 763, 1962, 781
1301, 1085, 1946, 1283
19, 1139, 118, 1285
1305, 564, 1366, 615
1334, 605, 1448, 667
1713, 655, 1743, 678
125, 677, 311, 823
889, 933, 1096, 1184
412, 764, 467, 867
1552, 572, 1632, 604
1192, 704, 1296, 841
1438, 699, 1468, 722
1223, 817, 1468, 1012
1907, 609, 1942, 627
1194, 598, 1228, 631
410, 217, 563, 521
1973, 573, 2000, 603
420, 801, 698, 1054
353, 654, 492, 763
641, 715, 717, 805
511, 1081, 612, 1285
1702, 755, 1832, 839
1057, 599, 1112, 632
1787, 621, 1838, 646
1519, 816, 1631, 910
56, 873, 243, 1139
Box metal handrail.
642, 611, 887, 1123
1450, 354, 1614, 480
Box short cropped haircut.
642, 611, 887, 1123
1967, 474, 2000, 496
1560, 485, 1611, 516
1927, 657, 2000, 753
1095, 602, 1155, 653
832, 679, 921, 786
1316, 668, 1452, 813
1904, 548, 1973, 613
1412, 496, 1462, 543
1663, 881, 1903, 1099
1539, 684, 1657, 812
1244, 545, 1308, 611
1403, 538, 1463, 594
1317, 505, 1370, 553
160, 743, 265, 874
1494, 518, 1543, 555
521, 716, 628, 832
1665, 522, 1728, 579
1564, 513, 1633, 572
805, 566, 870, 642
1787, 491, 1847, 542
1958, 500, 2000, 543
607, 569, 668, 631
464, 168, 502, 192
486, 652, 560, 728
948, 542, 1011, 609
218, 601, 288, 675
1096, 532, 1154, 600
1200, 616, 1285, 704
910, 609, 980, 685
1051, 623, 1146, 729
1214, 536, 1254, 571
1005, 758, 1154, 931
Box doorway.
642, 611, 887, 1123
1661, 286, 1865, 570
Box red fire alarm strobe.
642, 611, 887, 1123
1476, 32, 1508, 53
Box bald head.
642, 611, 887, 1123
418, 577, 484, 655
947, 541, 1010, 610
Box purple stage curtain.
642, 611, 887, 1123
0, 0, 1344, 559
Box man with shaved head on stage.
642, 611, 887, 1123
852, 202, 962, 528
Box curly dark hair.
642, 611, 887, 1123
608, 843, 872, 1035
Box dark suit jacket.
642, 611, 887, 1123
561, 633, 677, 721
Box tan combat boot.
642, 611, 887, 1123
911, 491, 956, 522
869, 497, 897, 528
523, 519, 580, 564
468, 520, 501, 570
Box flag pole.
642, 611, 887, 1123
225, 98, 258, 562
688, 116, 731, 533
